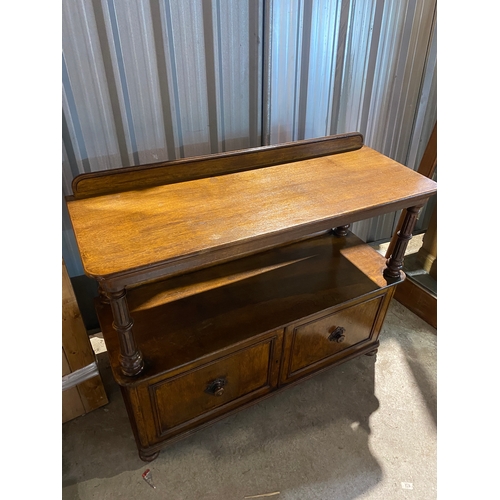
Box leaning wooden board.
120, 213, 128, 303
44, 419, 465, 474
65, 133, 437, 460
62, 260, 108, 423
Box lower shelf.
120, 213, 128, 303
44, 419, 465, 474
97, 230, 401, 460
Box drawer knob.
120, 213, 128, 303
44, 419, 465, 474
205, 378, 227, 397
328, 326, 346, 343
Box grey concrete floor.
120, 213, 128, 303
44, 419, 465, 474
62, 298, 436, 500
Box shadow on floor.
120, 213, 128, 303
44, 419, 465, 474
384, 300, 437, 426
62, 350, 383, 500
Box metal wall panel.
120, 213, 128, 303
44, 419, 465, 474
207, 0, 263, 152
266, 0, 437, 243
62, 0, 436, 277
62, 1, 124, 173
62, 0, 264, 276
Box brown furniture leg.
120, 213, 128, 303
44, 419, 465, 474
107, 288, 144, 377
139, 449, 160, 462
383, 205, 422, 280
98, 284, 110, 304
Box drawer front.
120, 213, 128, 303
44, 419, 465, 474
280, 294, 385, 383
149, 332, 282, 437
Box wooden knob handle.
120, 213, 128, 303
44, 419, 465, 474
328, 326, 346, 343
205, 378, 227, 397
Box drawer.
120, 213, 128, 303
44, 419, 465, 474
149, 331, 283, 437
280, 294, 386, 384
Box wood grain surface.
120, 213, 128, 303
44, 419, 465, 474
71, 132, 363, 198
96, 231, 401, 387
62, 260, 108, 420
67, 146, 437, 285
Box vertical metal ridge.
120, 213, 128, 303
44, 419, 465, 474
62, 52, 91, 173
267, 0, 304, 144
105, 0, 140, 165
306, 0, 342, 139
112, 0, 171, 164
386, 0, 418, 159
262, 0, 272, 146
292, 1, 303, 141
359, 0, 384, 138
248, 0, 262, 147
202, 0, 221, 153
149, 0, 177, 160
163, 0, 184, 158
365, 1, 392, 151
296, 0, 313, 141
405, 0, 437, 169
329, 0, 351, 136
92, 0, 130, 168
62, 110, 82, 180
392, 0, 435, 165
214, 1, 227, 151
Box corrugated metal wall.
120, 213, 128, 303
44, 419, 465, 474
63, 0, 437, 277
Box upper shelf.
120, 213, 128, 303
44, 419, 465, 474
66, 135, 437, 288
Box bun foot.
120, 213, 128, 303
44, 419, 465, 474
365, 349, 378, 357
139, 450, 160, 462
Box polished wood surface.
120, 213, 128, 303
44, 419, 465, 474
122, 331, 282, 460
106, 288, 144, 376
150, 331, 282, 435
282, 294, 385, 382
67, 145, 437, 287
394, 277, 436, 329
384, 205, 422, 280
385, 123, 436, 261
385, 122, 437, 327
97, 232, 399, 456
66, 134, 437, 460
96, 231, 401, 387
71, 132, 363, 199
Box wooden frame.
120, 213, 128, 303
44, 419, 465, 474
65, 133, 437, 459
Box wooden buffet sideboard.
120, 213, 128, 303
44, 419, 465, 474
65, 133, 437, 461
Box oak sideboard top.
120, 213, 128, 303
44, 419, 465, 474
66, 144, 437, 288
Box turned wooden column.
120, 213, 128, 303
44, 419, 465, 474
384, 205, 422, 280
98, 284, 110, 304
106, 288, 144, 377
332, 224, 350, 237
